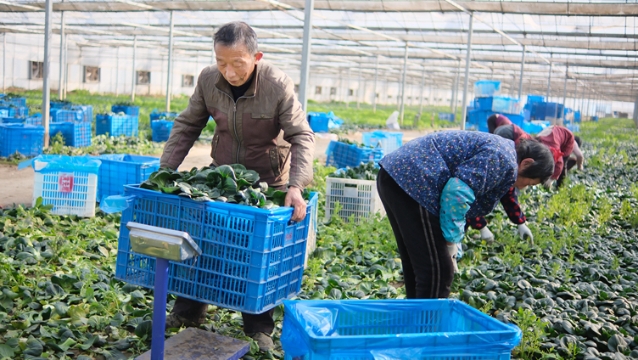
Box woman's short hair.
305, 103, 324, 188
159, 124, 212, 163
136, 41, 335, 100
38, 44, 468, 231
515, 139, 554, 184
214, 21, 259, 55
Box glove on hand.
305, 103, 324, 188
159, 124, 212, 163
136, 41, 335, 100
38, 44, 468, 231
517, 223, 533, 243
447, 243, 459, 273
479, 226, 495, 242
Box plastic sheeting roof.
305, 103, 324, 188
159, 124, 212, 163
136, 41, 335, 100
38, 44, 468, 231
0, 0, 637, 102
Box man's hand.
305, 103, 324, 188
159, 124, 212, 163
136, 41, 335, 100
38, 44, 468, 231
285, 186, 307, 222
517, 223, 534, 243
479, 226, 495, 242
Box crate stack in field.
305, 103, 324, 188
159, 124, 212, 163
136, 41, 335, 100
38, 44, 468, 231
114, 185, 318, 314
0, 95, 42, 157
467, 80, 525, 132
96, 105, 139, 137
46, 100, 94, 147
150, 110, 178, 142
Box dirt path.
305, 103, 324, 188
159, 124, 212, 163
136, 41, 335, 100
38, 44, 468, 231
0, 128, 453, 209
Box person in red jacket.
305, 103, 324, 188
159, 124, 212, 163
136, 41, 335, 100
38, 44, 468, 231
472, 121, 584, 242
487, 114, 531, 144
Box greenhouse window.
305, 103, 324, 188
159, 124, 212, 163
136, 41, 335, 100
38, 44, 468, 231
182, 74, 194, 87
136, 71, 151, 85
29, 61, 43, 79
330, 87, 337, 95
315, 86, 322, 95
83, 66, 100, 83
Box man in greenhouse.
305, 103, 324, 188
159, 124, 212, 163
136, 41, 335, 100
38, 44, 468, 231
376, 131, 554, 299
159, 21, 315, 351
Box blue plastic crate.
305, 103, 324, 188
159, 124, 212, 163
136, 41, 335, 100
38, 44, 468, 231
25, 114, 42, 126
95, 154, 160, 201
308, 112, 330, 133
151, 120, 174, 142
0, 117, 25, 124
114, 186, 318, 314
467, 110, 494, 133
325, 141, 384, 168
50, 122, 92, 147
362, 131, 403, 155
527, 95, 545, 104
3, 97, 26, 108
71, 105, 93, 123
150, 110, 178, 121
96, 114, 139, 137
492, 96, 522, 115
438, 112, 455, 122
0, 106, 16, 118
521, 120, 550, 135
474, 80, 501, 98
0, 124, 44, 157
474, 97, 493, 111
565, 123, 580, 133
51, 108, 84, 123
51, 100, 72, 109
281, 299, 522, 360
111, 105, 140, 116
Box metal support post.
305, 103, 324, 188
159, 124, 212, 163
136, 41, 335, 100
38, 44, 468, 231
460, 12, 474, 130
165, 11, 174, 112
58, 10, 65, 100
452, 60, 461, 115
42, 0, 52, 148
399, 43, 408, 125
298, 0, 314, 111
518, 45, 526, 99
418, 64, 425, 115
546, 61, 553, 100
372, 55, 379, 112
131, 35, 137, 102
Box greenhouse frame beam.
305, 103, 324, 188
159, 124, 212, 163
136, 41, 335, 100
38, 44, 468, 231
460, 12, 473, 131
4, 1, 638, 16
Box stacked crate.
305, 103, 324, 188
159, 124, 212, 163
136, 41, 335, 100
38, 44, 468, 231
95, 105, 140, 137
325, 141, 384, 169
150, 110, 178, 142
47, 101, 94, 147
0, 123, 44, 157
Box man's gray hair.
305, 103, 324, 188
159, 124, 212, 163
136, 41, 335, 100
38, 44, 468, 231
214, 21, 259, 55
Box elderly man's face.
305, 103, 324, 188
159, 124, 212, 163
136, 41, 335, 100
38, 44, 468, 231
214, 43, 263, 87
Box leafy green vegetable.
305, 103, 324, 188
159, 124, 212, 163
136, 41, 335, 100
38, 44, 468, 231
140, 165, 310, 208
328, 161, 379, 180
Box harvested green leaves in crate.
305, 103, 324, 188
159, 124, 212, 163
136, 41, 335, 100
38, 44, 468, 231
140, 164, 310, 209
328, 161, 379, 180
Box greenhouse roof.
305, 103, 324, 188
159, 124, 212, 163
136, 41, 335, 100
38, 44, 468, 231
1, 0, 637, 102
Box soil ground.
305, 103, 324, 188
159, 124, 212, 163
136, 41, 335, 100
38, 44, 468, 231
0, 128, 453, 208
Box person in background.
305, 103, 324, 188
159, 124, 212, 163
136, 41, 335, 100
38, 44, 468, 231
376, 131, 554, 298
159, 21, 315, 351
487, 114, 531, 144
474, 120, 585, 242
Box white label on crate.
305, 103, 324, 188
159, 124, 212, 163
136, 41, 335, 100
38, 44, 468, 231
59, 173, 74, 193
344, 183, 358, 198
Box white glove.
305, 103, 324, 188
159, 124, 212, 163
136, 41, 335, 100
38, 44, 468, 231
446, 243, 459, 273
479, 227, 495, 242
517, 223, 533, 243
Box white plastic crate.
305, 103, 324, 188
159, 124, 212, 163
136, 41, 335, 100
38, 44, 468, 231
33, 171, 98, 217
324, 177, 385, 223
